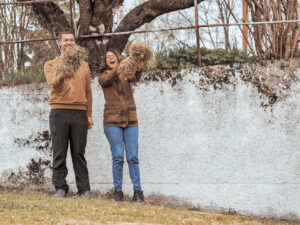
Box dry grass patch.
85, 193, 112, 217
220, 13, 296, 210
0, 187, 297, 225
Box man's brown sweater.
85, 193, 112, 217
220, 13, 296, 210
44, 57, 92, 117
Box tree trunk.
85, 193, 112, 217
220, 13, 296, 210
28, 0, 204, 76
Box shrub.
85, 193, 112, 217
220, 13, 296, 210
0, 64, 46, 86
154, 46, 258, 70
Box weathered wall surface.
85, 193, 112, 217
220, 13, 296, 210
0, 60, 299, 221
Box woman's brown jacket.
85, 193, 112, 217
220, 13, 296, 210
98, 68, 142, 127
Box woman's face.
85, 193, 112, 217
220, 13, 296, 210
106, 51, 119, 69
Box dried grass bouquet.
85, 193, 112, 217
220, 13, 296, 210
54, 45, 87, 79
118, 43, 154, 81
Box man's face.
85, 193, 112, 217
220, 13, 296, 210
59, 33, 75, 53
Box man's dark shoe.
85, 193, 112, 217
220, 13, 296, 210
78, 190, 96, 198
132, 190, 144, 202
113, 190, 123, 201
54, 189, 66, 198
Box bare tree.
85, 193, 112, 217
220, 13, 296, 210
25, 0, 204, 74
165, 0, 237, 50
245, 0, 299, 59
0, 1, 56, 79
129, 9, 197, 52
0, 3, 33, 76
217, 0, 236, 51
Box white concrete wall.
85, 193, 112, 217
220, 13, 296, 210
0, 61, 299, 221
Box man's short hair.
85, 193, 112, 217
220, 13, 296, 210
58, 28, 75, 41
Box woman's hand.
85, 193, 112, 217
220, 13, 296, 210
136, 60, 143, 72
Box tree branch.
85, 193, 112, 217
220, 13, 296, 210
107, 0, 204, 52
29, 1, 71, 37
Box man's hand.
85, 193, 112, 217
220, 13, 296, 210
63, 69, 72, 79
88, 117, 93, 129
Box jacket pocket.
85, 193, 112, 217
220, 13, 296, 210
127, 106, 138, 123
103, 109, 121, 124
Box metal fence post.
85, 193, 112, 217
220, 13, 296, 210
242, 0, 248, 54
194, 0, 202, 67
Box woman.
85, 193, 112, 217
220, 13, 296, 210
98, 50, 144, 202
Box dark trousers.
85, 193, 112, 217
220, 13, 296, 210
49, 109, 90, 193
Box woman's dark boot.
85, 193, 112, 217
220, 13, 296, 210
113, 190, 123, 201
132, 190, 144, 202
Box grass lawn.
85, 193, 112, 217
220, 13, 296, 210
0, 187, 297, 225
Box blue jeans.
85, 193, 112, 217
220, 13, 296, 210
104, 126, 141, 190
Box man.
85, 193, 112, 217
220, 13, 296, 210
44, 29, 93, 197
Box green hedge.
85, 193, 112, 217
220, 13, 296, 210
0, 65, 46, 86
155, 46, 257, 70
0, 47, 258, 86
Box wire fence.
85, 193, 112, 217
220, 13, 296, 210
1, 20, 299, 44
0, 0, 64, 5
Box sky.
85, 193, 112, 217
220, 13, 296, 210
70, 0, 244, 51
116, 0, 244, 50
